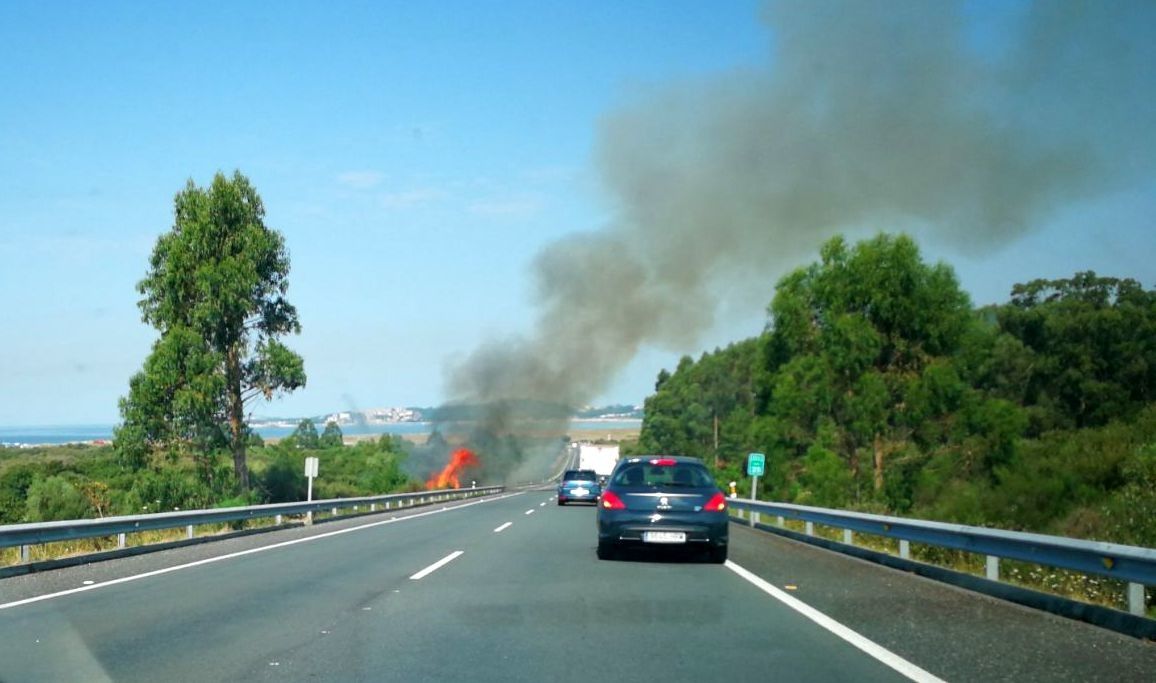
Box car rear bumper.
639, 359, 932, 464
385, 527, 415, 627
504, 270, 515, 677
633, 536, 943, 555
558, 490, 600, 504
598, 512, 728, 547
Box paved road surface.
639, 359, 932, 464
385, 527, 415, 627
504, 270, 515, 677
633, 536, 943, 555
2, 490, 1154, 682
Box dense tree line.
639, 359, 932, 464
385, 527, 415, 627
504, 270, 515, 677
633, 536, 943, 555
0, 431, 416, 525
638, 234, 1156, 545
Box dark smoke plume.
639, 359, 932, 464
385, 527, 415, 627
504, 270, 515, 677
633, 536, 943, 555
435, 0, 1156, 482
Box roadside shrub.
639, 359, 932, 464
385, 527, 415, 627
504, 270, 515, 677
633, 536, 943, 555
24, 475, 95, 522
258, 451, 307, 503
0, 464, 37, 524
797, 445, 852, 508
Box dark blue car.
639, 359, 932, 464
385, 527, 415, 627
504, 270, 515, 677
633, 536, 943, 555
596, 456, 728, 563
557, 469, 601, 505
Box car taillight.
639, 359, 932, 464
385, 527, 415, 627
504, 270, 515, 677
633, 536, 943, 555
649, 458, 677, 466
703, 492, 727, 512
600, 491, 626, 510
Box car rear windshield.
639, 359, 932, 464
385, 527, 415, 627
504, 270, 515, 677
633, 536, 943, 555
610, 462, 715, 488
563, 470, 597, 481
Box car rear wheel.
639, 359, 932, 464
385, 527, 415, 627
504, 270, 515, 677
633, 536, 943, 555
707, 545, 727, 564
596, 542, 617, 561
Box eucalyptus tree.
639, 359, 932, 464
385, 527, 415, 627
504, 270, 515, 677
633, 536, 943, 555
766, 234, 973, 499
320, 420, 344, 448
116, 171, 306, 491
291, 419, 320, 450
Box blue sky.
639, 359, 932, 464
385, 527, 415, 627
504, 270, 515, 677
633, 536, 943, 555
1, 1, 1153, 426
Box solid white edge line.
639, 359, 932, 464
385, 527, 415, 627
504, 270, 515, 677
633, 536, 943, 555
493, 522, 513, 533
725, 560, 947, 683
524, 509, 535, 515
0, 491, 525, 611
408, 550, 464, 580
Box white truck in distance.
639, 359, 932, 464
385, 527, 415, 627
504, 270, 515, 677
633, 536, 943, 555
576, 443, 620, 479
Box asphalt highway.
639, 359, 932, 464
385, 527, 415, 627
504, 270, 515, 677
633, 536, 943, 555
1, 490, 1154, 682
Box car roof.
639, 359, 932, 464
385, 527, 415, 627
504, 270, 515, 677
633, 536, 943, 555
615, 455, 705, 466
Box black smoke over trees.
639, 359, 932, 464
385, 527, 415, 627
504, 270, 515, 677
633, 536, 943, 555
438, 1, 1155, 483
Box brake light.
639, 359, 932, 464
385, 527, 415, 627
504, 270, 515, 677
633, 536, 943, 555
649, 458, 677, 466
703, 492, 727, 512
600, 491, 626, 510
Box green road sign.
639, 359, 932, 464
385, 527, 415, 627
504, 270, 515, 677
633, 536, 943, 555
747, 452, 765, 477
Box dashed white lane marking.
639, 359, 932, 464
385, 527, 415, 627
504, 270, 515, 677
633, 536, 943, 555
524, 509, 535, 516
0, 492, 524, 611
539, 502, 546, 507
726, 561, 946, 683
493, 522, 513, 533
409, 551, 464, 580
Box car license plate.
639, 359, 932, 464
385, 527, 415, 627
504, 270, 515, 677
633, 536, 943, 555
643, 531, 686, 544
572, 487, 588, 496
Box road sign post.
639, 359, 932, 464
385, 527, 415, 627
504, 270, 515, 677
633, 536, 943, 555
747, 453, 765, 527
305, 456, 319, 525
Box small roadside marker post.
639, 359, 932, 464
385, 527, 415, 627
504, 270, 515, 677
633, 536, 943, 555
747, 453, 765, 527
305, 456, 319, 525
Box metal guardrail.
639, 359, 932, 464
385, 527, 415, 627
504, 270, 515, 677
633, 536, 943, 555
0, 486, 504, 562
728, 498, 1156, 617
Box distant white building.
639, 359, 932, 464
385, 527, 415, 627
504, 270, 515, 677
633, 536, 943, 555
364, 407, 421, 423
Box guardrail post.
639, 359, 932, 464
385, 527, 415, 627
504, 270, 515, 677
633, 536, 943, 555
275, 514, 282, 525
20, 544, 30, 563
776, 515, 785, 528
370, 503, 376, 512
899, 539, 910, 559
1128, 583, 1146, 616
331, 507, 338, 516
843, 529, 853, 545
386, 501, 391, 510
186, 525, 194, 540
805, 521, 814, 536
118, 532, 126, 549
986, 555, 1000, 581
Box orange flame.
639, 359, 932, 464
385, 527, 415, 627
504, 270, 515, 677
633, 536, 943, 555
426, 448, 480, 490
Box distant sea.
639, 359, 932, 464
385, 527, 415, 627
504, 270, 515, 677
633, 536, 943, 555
0, 419, 642, 447
0, 425, 117, 446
